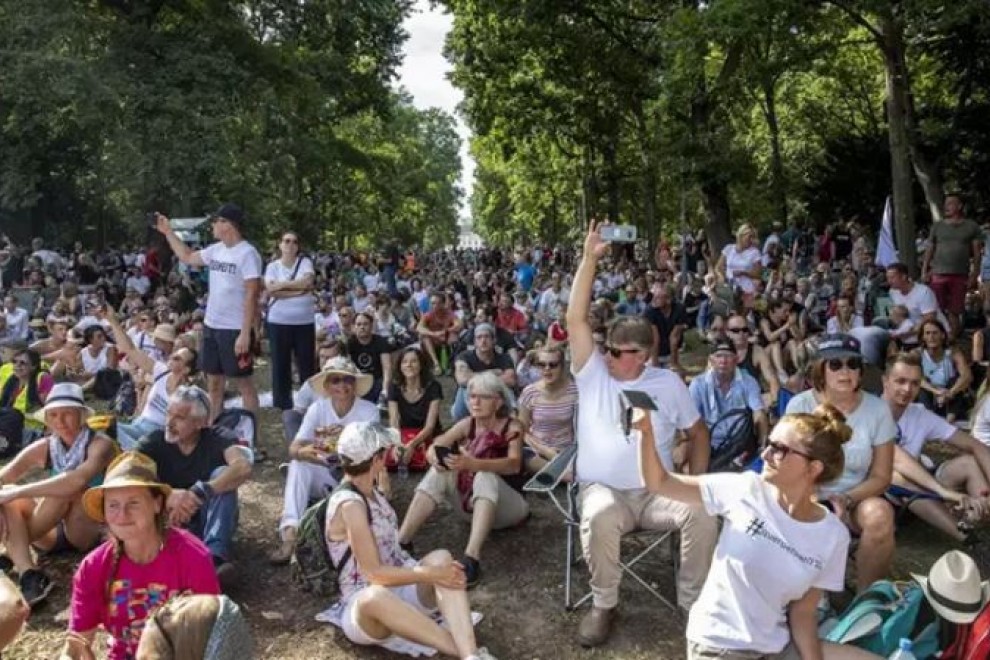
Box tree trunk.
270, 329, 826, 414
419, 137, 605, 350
701, 179, 733, 253
762, 78, 788, 226
603, 137, 620, 223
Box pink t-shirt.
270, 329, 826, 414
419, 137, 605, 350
69, 528, 220, 660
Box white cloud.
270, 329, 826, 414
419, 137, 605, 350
396, 0, 475, 223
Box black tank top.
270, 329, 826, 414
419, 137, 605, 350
738, 345, 758, 381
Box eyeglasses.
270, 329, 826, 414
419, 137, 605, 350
328, 376, 356, 386
534, 361, 561, 369
826, 357, 862, 372
765, 440, 815, 462
726, 327, 749, 335
605, 345, 642, 359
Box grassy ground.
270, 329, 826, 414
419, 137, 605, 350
1, 346, 960, 659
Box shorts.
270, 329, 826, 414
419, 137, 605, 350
200, 325, 253, 378
342, 584, 434, 647
687, 641, 800, 660
930, 273, 968, 315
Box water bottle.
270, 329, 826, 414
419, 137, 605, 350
397, 461, 409, 481
888, 638, 916, 660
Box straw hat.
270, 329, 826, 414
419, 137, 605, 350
305, 356, 373, 398
82, 451, 173, 523
152, 324, 177, 344
32, 383, 94, 424
912, 550, 990, 624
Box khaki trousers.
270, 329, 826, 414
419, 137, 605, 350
579, 483, 717, 610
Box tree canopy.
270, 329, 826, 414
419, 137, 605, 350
0, 0, 463, 250
442, 0, 990, 258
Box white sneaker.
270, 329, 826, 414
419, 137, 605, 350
465, 648, 497, 660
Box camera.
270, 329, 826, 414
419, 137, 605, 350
146, 212, 158, 228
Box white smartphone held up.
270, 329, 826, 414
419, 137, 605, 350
600, 224, 638, 243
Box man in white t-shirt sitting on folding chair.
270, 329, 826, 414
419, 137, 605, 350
565, 221, 718, 648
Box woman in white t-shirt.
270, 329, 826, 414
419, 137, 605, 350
265, 232, 317, 412
106, 308, 197, 450
785, 333, 897, 593
716, 224, 762, 309
636, 405, 878, 660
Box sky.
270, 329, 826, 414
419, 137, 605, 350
396, 1, 474, 225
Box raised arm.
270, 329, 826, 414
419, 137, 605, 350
635, 410, 703, 505
104, 308, 154, 374
154, 214, 204, 267
566, 221, 610, 372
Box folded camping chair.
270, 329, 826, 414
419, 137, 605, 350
523, 440, 680, 613
214, 408, 261, 463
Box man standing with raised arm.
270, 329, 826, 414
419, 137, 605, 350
565, 221, 717, 648
155, 204, 262, 421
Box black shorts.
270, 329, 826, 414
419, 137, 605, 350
201, 325, 253, 378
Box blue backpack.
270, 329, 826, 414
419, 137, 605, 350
823, 580, 940, 658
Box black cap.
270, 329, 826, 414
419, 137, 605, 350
816, 333, 861, 360
710, 335, 735, 356
211, 203, 245, 229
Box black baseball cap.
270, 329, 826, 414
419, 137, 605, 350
710, 335, 735, 356
816, 333, 861, 360
211, 203, 245, 229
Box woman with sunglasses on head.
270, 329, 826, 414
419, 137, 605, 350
59, 452, 220, 660
265, 231, 317, 414
105, 308, 198, 451
636, 403, 879, 660
785, 333, 897, 592
517, 345, 578, 476
917, 318, 972, 423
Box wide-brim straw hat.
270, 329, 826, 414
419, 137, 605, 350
912, 550, 990, 624
31, 383, 94, 424
82, 451, 173, 523
305, 356, 373, 398
152, 323, 177, 344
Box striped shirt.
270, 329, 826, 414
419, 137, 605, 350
518, 381, 578, 449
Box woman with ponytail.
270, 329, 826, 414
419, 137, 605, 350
636, 403, 877, 660
60, 452, 219, 660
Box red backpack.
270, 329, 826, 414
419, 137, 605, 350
940, 602, 990, 659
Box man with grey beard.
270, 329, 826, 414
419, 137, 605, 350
135, 385, 252, 590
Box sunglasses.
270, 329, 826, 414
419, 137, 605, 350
282, 238, 298, 244
826, 357, 862, 372
534, 361, 561, 369
328, 375, 356, 386
605, 345, 642, 359
726, 327, 749, 335
765, 440, 815, 462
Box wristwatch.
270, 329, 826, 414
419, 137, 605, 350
191, 480, 214, 501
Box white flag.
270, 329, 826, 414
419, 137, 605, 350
876, 195, 899, 268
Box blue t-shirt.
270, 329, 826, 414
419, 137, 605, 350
516, 263, 536, 292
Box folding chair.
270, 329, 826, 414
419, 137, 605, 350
524, 443, 680, 613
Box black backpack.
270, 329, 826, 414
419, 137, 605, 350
708, 408, 758, 472
112, 372, 138, 418
0, 408, 24, 459
291, 482, 372, 597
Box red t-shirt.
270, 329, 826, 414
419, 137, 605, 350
495, 307, 528, 333
422, 309, 456, 333
69, 528, 220, 660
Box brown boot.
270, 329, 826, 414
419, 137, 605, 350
268, 529, 296, 565
577, 606, 615, 648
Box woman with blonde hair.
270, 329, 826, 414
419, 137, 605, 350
60, 452, 219, 660
636, 404, 879, 660
716, 224, 763, 309
517, 344, 578, 475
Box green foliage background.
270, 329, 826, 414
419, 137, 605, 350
0, 0, 463, 251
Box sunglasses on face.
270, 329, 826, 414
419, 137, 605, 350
605, 345, 642, 359
765, 440, 814, 462
282, 238, 298, 244
726, 327, 749, 335
826, 357, 862, 372
534, 361, 561, 369
328, 376, 356, 386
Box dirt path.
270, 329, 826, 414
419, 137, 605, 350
3, 360, 958, 659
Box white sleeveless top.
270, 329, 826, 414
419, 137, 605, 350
81, 345, 110, 374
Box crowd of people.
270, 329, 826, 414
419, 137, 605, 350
0, 193, 988, 658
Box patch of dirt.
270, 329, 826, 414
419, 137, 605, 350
0, 350, 959, 659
